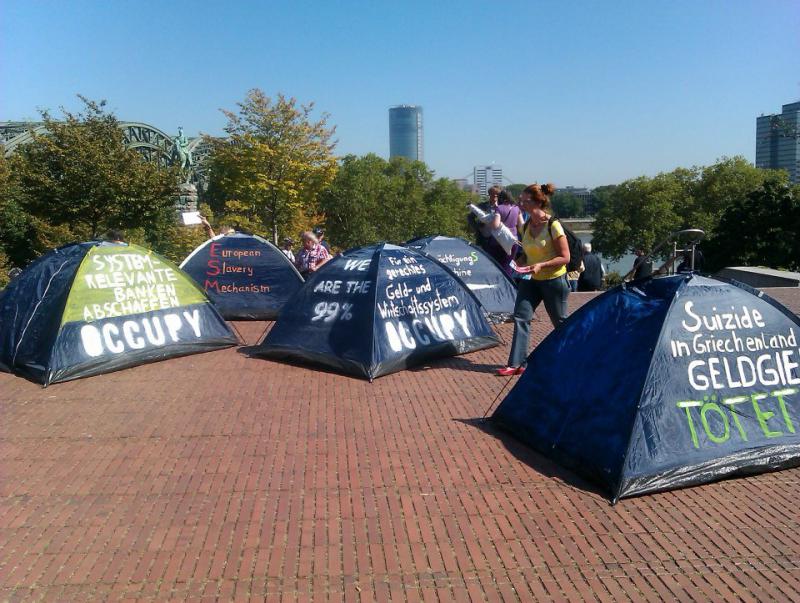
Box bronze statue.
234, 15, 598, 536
171, 127, 193, 177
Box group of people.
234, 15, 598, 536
200, 216, 332, 277
469, 185, 604, 291
469, 183, 605, 376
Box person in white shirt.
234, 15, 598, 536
281, 237, 295, 263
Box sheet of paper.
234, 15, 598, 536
181, 211, 202, 226
509, 260, 533, 274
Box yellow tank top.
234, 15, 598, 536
520, 218, 568, 281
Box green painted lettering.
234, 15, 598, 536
677, 401, 702, 448
722, 396, 749, 442
700, 402, 730, 444
751, 393, 782, 438
772, 388, 798, 434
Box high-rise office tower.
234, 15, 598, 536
473, 165, 503, 198
389, 105, 423, 161
756, 101, 800, 184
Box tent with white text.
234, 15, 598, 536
492, 274, 800, 501
180, 233, 304, 320
0, 241, 236, 386
405, 235, 517, 322
250, 242, 499, 380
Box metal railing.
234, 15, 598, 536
623, 228, 705, 281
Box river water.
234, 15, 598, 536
575, 231, 636, 277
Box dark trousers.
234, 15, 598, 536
483, 239, 514, 278
507, 275, 569, 368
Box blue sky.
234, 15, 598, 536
2, 0, 798, 187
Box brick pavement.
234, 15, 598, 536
1, 288, 800, 601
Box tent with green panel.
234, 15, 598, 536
0, 241, 237, 385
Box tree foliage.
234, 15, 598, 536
552, 192, 586, 218
703, 179, 800, 272
0, 154, 36, 272
689, 156, 771, 233
592, 173, 684, 259
11, 97, 178, 241
588, 185, 617, 215
318, 154, 472, 250
205, 90, 338, 244
592, 157, 786, 260
0, 97, 180, 284
505, 183, 526, 199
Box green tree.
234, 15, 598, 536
691, 156, 781, 235
592, 173, 686, 259
588, 185, 617, 215
704, 178, 800, 272
319, 154, 471, 249
206, 89, 338, 244
552, 192, 585, 217
421, 177, 474, 239
505, 183, 526, 199
11, 97, 178, 240
0, 154, 36, 272
591, 157, 784, 260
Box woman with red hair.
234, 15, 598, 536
497, 183, 571, 376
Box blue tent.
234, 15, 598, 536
180, 233, 304, 320
405, 235, 517, 322
492, 274, 800, 501
0, 241, 236, 385
251, 243, 499, 380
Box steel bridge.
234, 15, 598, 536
0, 121, 212, 178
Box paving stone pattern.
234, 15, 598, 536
2, 289, 800, 601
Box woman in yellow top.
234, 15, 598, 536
496, 183, 570, 376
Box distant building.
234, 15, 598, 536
473, 165, 503, 198
389, 105, 423, 161
756, 101, 800, 184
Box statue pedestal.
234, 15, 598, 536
174, 182, 198, 214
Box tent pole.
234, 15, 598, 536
229, 321, 247, 345
480, 375, 516, 421
492, 323, 507, 346
255, 322, 274, 345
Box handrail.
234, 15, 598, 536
623, 228, 705, 281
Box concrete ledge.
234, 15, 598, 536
716, 266, 800, 288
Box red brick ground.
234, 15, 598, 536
2, 288, 800, 601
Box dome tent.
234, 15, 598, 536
250, 243, 500, 380
0, 241, 237, 386
180, 233, 304, 320
492, 274, 800, 502
405, 235, 517, 322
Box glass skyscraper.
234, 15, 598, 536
756, 101, 800, 184
389, 105, 423, 161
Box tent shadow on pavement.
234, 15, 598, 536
237, 344, 379, 382
453, 417, 607, 499
406, 355, 502, 375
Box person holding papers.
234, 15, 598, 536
198, 215, 234, 239
497, 183, 570, 376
